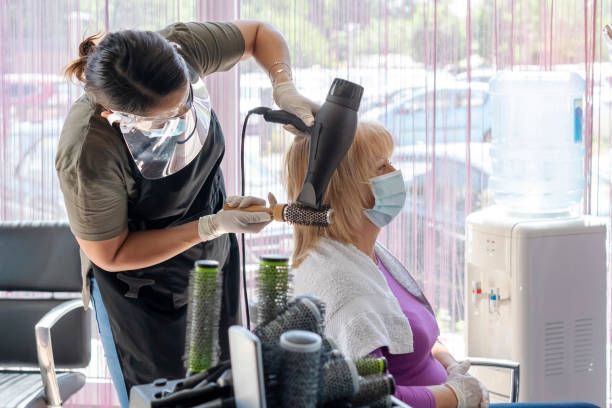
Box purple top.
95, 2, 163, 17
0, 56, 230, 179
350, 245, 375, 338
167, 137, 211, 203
371, 258, 448, 407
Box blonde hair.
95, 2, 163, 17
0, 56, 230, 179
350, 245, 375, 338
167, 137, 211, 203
284, 121, 394, 267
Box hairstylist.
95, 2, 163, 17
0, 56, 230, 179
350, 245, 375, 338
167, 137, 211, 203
56, 21, 318, 406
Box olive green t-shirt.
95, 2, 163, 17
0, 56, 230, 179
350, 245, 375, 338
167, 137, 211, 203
55, 22, 245, 306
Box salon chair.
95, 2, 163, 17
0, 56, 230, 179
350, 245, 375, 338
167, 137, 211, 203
471, 359, 600, 407
470, 357, 520, 403
0, 221, 91, 407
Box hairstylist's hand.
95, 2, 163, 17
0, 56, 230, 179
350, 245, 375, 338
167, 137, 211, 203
225, 195, 267, 209
273, 80, 320, 128
267, 192, 278, 207
197, 196, 271, 241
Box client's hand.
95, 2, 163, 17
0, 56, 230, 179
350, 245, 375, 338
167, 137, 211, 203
446, 360, 470, 377
444, 360, 490, 408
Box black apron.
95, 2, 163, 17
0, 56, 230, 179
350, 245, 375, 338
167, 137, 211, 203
91, 110, 240, 394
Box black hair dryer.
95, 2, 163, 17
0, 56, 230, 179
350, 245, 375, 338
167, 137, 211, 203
262, 78, 364, 210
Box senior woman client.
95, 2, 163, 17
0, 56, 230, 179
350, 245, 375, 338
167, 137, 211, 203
283, 122, 489, 408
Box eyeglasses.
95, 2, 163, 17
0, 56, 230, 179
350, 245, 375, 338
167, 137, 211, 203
106, 84, 194, 132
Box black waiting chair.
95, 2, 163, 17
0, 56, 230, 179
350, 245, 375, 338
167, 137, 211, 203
0, 221, 91, 407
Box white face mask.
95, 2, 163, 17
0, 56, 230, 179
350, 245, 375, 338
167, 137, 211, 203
363, 169, 407, 227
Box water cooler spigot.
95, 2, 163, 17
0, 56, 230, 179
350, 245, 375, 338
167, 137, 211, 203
471, 281, 484, 313
488, 288, 501, 314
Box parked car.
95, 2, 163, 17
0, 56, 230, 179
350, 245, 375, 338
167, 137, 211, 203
2, 74, 75, 121
363, 81, 492, 145
393, 142, 491, 236
455, 69, 495, 84
2, 119, 66, 219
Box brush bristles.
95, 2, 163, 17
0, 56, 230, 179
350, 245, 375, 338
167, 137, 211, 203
283, 203, 331, 226
290, 294, 326, 323
257, 262, 292, 327
280, 331, 322, 408
184, 265, 222, 373
254, 297, 323, 407
320, 358, 359, 405
370, 396, 393, 408
355, 357, 388, 376
352, 374, 396, 406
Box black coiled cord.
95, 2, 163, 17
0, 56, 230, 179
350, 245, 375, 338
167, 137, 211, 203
240, 107, 271, 330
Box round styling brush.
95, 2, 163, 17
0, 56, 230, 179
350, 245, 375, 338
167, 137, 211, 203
351, 374, 396, 407
354, 356, 388, 376
318, 356, 360, 405
254, 297, 323, 376
280, 330, 322, 408
222, 202, 331, 227
254, 297, 323, 407
257, 254, 292, 327
184, 260, 223, 374
369, 395, 393, 408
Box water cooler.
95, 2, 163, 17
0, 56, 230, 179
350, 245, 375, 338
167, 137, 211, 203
465, 71, 607, 406
466, 207, 606, 405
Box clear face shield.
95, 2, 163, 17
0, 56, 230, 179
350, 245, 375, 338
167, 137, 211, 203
106, 80, 211, 179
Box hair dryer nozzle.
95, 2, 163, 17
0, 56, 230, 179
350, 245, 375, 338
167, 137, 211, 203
327, 78, 364, 111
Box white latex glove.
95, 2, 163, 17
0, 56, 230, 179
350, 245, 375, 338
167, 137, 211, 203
225, 195, 267, 209
446, 360, 471, 378
446, 360, 490, 408
282, 124, 310, 138
198, 196, 271, 241
267, 192, 278, 207
272, 80, 320, 127
479, 381, 490, 408
445, 372, 489, 408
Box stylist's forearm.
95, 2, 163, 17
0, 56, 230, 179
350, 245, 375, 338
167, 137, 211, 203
252, 23, 292, 84
110, 222, 200, 270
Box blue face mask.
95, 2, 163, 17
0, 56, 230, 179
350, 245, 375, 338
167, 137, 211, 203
363, 169, 407, 227
147, 117, 187, 138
